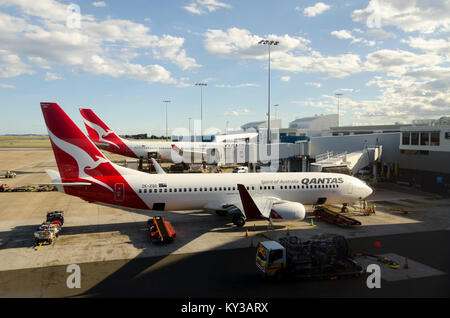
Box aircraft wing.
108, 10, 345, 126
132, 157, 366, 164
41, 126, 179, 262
236, 184, 274, 219
204, 185, 282, 220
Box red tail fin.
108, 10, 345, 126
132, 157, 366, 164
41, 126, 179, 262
41, 102, 148, 209
79, 108, 137, 158
42, 103, 118, 181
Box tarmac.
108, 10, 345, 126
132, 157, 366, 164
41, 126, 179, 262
0, 148, 449, 297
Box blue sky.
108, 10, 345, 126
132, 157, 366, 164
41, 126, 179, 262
0, 0, 449, 135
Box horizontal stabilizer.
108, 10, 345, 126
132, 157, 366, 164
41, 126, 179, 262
33, 182, 92, 187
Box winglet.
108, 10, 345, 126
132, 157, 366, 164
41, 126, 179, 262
237, 184, 265, 219
150, 158, 166, 174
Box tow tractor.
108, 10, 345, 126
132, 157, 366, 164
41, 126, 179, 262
34, 229, 56, 245
256, 235, 364, 280
34, 211, 65, 246
313, 205, 362, 227
4, 171, 16, 178
147, 216, 176, 243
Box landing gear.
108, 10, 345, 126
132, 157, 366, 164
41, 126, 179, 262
341, 203, 349, 213
232, 215, 246, 227
216, 210, 228, 217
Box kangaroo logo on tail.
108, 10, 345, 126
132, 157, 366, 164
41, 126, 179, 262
48, 129, 113, 192
82, 118, 120, 150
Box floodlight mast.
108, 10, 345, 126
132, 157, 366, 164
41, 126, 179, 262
335, 93, 343, 127
195, 83, 207, 139
162, 100, 171, 141
258, 39, 279, 144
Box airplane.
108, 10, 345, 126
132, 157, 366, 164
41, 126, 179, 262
41, 102, 373, 226
79, 108, 257, 165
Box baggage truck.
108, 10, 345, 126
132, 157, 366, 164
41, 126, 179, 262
256, 235, 363, 280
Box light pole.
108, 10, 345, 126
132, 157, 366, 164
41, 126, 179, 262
195, 83, 207, 139
162, 100, 170, 141
335, 93, 343, 127
258, 39, 279, 144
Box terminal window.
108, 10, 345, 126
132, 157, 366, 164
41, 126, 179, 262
420, 132, 430, 145
411, 132, 419, 145
431, 132, 440, 146
402, 132, 410, 145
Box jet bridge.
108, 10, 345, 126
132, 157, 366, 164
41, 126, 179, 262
310, 146, 382, 175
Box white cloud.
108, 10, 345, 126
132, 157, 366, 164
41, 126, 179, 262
216, 83, 259, 88
204, 27, 310, 59
184, 0, 231, 15
92, 1, 107, 7
365, 28, 396, 39
402, 37, 450, 55
331, 29, 376, 46
305, 82, 321, 88
280, 76, 291, 82
0, 0, 199, 85
224, 109, 250, 116
45, 72, 63, 81
352, 0, 450, 34
0, 83, 15, 89
0, 50, 34, 78
303, 2, 330, 17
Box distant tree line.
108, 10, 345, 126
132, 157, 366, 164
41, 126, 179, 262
119, 134, 166, 140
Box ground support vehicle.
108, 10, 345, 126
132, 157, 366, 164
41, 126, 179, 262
147, 216, 176, 243
34, 230, 56, 245
256, 235, 364, 280
313, 206, 362, 227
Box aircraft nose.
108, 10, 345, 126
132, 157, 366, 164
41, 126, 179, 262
364, 184, 373, 198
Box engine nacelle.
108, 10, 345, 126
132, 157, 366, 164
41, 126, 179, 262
270, 202, 306, 220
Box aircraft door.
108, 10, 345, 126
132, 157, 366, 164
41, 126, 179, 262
114, 183, 125, 202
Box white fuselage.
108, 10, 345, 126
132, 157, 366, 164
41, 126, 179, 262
125, 140, 243, 162
113, 168, 372, 211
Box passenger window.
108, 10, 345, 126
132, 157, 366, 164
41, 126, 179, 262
194, 188, 197, 192
184, 188, 187, 192
189, 188, 192, 192
164, 189, 167, 192
169, 189, 172, 192
159, 189, 162, 193
199, 188, 202, 191
139, 189, 142, 193
174, 188, 177, 192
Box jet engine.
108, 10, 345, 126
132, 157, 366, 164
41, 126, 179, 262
270, 202, 306, 220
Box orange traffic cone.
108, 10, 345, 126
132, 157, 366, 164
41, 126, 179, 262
250, 239, 254, 248
404, 258, 409, 269
245, 229, 248, 237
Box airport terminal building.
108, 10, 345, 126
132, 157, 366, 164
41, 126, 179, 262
398, 118, 450, 194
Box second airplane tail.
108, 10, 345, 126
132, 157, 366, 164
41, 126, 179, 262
79, 108, 138, 158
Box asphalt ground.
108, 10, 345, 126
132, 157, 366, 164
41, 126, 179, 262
0, 148, 449, 301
